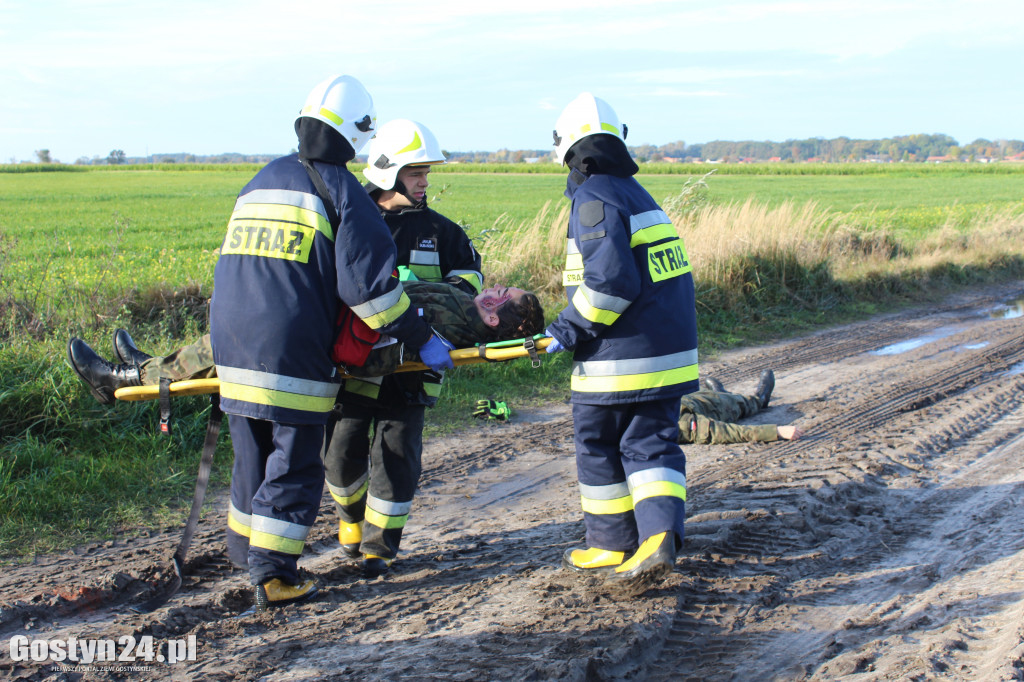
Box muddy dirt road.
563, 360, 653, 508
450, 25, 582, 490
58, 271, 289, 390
3, 281, 1024, 681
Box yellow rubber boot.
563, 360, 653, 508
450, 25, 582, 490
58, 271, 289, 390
254, 578, 319, 610
606, 531, 675, 596
339, 520, 362, 559
561, 547, 627, 574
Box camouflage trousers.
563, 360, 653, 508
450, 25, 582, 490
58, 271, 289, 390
679, 390, 762, 423
137, 333, 417, 385
139, 334, 217, 385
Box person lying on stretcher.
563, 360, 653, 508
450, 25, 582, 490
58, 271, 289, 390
67, 281, 545, 405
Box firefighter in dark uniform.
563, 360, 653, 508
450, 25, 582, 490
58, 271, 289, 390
544, 93, 700, 595
209, 77, 455, 608
322, 119, 484, 578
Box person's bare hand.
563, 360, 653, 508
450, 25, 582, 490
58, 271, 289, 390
777, 425, 805, 440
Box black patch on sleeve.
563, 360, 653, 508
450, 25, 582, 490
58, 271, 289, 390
579, 200, 605, 228
580, 229, 606, 241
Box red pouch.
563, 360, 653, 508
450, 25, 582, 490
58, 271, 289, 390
331, 306, 382, 367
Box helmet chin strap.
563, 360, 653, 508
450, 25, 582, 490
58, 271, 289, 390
393, 178, 420, 205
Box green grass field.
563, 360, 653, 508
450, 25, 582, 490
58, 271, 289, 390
6, 165, 1024, 298
2, 163, 1023, 558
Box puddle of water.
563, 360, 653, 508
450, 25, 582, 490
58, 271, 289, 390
870, 325, 964, 356
983, 297, 1024, 320
960, 342, 990, 351
1007, 361, 1024, 376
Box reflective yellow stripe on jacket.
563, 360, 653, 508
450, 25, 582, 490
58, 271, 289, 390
409, 249, 442, 282
350, 286, 412, 331
571, 349, 699, 394
217, 365, 339, 413
571, 283, 631, 326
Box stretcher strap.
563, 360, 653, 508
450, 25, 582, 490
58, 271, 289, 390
159, 377, 172, 435
523, 337, 541, 368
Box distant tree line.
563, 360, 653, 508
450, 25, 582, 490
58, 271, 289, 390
629, 134, 1024, 163
14, 134, 1024, 167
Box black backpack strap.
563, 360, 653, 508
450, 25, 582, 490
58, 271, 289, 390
299, 157, 340, 231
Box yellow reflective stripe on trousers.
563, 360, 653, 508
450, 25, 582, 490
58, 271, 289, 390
350, 286, 412, 331
571, 349, 699, 394
327, 475, 368, 507
579, 481, 634, 515
227, 502, 252, 537
628, 467, 687, 505
571, 284, 631, 326
364, 494, 412, 530
249, 514, 310, 555
217, 365, 338, 413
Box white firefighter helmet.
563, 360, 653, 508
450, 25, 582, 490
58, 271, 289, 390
297, 75, 377, 152
552, 92, 627, 165
362, 119, 447, 190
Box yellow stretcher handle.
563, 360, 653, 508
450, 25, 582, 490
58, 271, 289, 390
114, 337, 554, 402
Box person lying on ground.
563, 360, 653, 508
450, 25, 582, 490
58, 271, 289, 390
67, 281, 545, 403
679, 370, 805, 444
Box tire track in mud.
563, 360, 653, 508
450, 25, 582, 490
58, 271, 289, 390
640, 313, 1024, 680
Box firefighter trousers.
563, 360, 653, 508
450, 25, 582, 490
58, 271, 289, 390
572, 398, 687, 552
322, 401, 425, 560
224, 415, 325, 586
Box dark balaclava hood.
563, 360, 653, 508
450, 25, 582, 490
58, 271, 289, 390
363, 175, 427, 213
295, 117, 356, 165
564, 134, 639, 178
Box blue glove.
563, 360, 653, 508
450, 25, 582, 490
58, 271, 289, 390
545, 328, 564, 354
418, 332, 455, 372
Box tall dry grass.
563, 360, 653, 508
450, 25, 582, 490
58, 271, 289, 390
476, 184, 1024, 329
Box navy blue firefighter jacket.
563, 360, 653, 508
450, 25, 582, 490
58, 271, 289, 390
210, 153, 432, 424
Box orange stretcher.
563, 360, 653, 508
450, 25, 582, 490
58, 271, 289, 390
114, 336, 554, 402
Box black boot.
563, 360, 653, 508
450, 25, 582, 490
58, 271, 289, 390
113, 328, 152, 365
702, 377, 725, 393
754, 369, 775, 408
67, 338, 142, 405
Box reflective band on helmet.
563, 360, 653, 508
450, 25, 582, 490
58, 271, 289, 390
396, 130, 423, 154
319, 107, 344, 127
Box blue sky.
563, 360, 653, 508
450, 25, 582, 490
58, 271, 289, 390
2, 0, 1022, 163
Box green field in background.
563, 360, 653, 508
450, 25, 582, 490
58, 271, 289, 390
3, 166, 1024, 299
